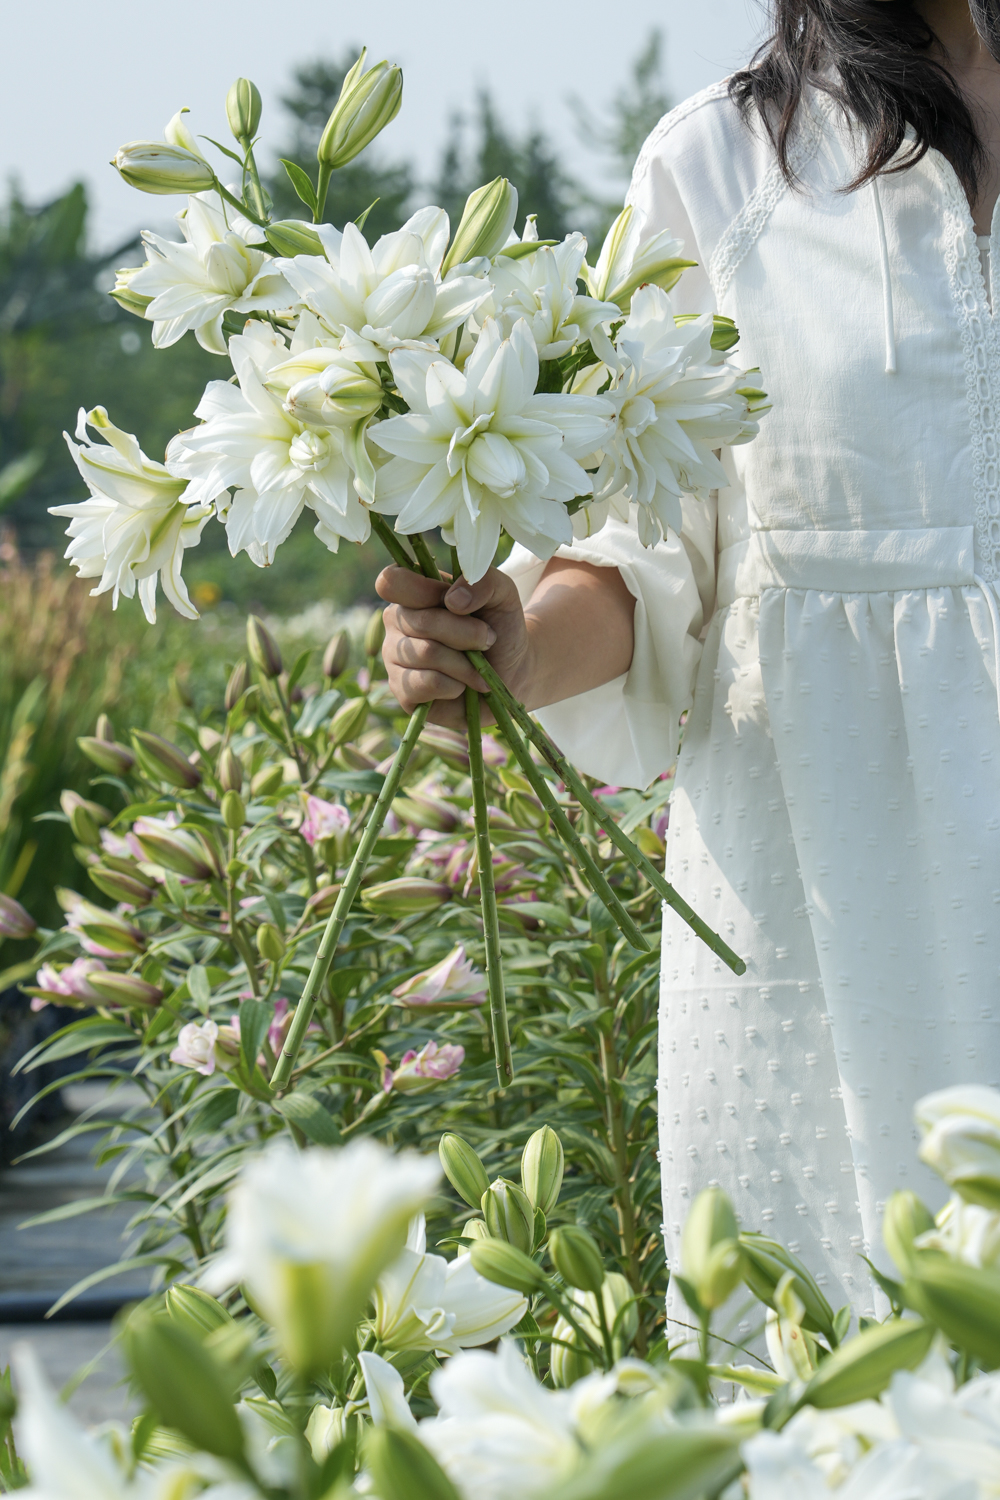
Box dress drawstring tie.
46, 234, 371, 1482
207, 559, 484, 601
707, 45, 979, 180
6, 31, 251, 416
871, 177, 897, 375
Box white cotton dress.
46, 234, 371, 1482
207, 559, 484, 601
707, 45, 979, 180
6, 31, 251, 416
505, 82, 1000, 1328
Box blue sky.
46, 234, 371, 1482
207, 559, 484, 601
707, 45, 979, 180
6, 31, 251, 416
2, 0, 765, 247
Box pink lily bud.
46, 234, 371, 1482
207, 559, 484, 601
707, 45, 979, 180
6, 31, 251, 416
31, 957, 107, 1010
392, 945, 486, 1010
0, 892, 36, 940
301, 796, 351, 847
377, 1040, 465, 1094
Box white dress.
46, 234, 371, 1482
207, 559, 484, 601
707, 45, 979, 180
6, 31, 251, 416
506, 82, 1000, 1327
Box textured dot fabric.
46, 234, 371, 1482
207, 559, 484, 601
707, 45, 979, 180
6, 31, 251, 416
503, 83, 1000, 1327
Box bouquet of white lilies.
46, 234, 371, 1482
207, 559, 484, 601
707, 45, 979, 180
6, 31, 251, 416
53, 57, 768, 1087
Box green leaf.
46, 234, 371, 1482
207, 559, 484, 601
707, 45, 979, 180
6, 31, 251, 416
280, 159, 318, 214
287, 648, 313, 693
904, 1257, 1000, 1367
15, 1020, 136, 1073
546, 1426, 742, 1500
124, 1311, 246, 1464
199, 134, 247, 168
275, 1092, 341, 1145
803, 1318, 935, 1407
364, 1426, 460, 1500
321, 769, 386, 795
239, 999, 273, 1075
188, 964, 211, 1009
18, 1191, 152, 1230
45, 1254, 167, 1319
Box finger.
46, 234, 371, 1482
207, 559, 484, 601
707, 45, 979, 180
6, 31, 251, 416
393, 635, 488, 691
443, 565, 522, 619
393, 604, 496, 653
428, 697, 496, 731
397, 668, 467, 706
376, 565, 449, 609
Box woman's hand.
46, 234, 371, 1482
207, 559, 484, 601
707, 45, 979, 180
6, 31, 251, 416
376, 566, 533, 729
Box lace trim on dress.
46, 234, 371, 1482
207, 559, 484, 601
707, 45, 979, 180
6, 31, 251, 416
934, 154, 1000, 581
708, 94, 834, 304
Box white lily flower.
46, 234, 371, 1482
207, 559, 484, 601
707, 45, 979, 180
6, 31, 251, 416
916, 1192, 1000, 1267
488, 233, 620, 360
374, 1217, 526, 1353
371, 317, 615, 582
130, 190, 294, 354
359, 1351, 420, 1431
166, 322, 371, 565
275, 206, 489, 357
583, 204, 691, 312
916, 1085, 1000, 1209
52, 407, 210, 623
202, 1137, 440, 1375
597, 285, 761, 546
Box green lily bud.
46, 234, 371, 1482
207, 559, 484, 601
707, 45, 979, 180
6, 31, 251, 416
109, 265, 153, 318
740, 1231, 838, 1342
305, 883, 342, 919
265, 220, 326, 258
246, 615, 283, 679
86, 971, 163, 1008
419, 723, 471, 772
521, 1125, 564, 1215
166, 1284, 234, 1340
462, 1218, 491, 1242
682, 1187, 744, 1310
364, 607, 386, 660
250, 764, 285, 798
60, 791, 109, 847
133, 825, 216, 881
549, 1225, 604, 1294
256, 923, 285, 962
218, 747, 244, 793
550, 1318, 596, 1388
113, 141, 216, 196
220, 790, 246, 830
225, 660, 250, 712
317, 50, 403, 171
392, 789, 460, 833
88, 864, 155, 906
439, 1133, 490, 1208
802, 1318, 935, 1409
329, 696, 369, 746
131, 731, 201, 790
482, 1178, 535, 1254
361, 877, 451, 917
226, 78, 262, 143
323, 629, 351, 680
883, 1190, 937, 1276
0, 893, 36, 939
505, 788, 548, 831
904, 1256, 1000, 1366
442, 177, 518, 274
96, 714, 115, 742
77, 735, 134, 775
81, 920, 145, 955
469, 1237, 546, 1296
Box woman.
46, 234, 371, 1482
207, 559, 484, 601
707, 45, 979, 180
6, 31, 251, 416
378, 0, 1000, 1329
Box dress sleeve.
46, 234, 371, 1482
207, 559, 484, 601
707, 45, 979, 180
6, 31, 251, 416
500, 114, 724, 791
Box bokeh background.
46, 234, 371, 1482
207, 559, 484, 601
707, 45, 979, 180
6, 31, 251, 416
0, 0, 764, 938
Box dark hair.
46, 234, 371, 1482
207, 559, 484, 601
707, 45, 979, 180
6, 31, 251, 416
729, 1, 1000, 197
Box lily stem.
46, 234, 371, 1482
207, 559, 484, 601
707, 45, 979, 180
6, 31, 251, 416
466, 686, 512, 1087
269, 703, 431, 1093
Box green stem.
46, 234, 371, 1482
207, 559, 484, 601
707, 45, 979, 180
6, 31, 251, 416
470, 650, 746, 977
270, 703, 431, 1092
215, 178, 266, 227
594, 1281, 616, 1369
409, 532, 441, 579
370, 512, 418, 570
545, 1283, 605, 1365
466, 686, 512, 1087
314, 163, 332, 224
485, 691, 649, 954
240, 141, 268, 222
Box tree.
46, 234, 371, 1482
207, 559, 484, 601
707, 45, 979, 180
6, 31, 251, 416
265, 56, 414, 241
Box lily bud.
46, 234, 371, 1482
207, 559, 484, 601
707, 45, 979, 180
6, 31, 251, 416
361, 878, 451, 917
305, 883, 342, 919
96, 714, 115, 742
883, 1190, 937, 1276
113, 141, 215, 195
364, 607, 386, 660
462, 1218, 491, 1242
392, 789, 459, 833
60, 791, 110, 847
109, 265, 153, 318
550, 1320, 595, 1387
439, 1133, 490, 1208
265, 220, 326, 258
256, 923, 285, 962
226, 77, 262, 143
505, 788, 548, 831
549, 1225, 604, 1294
88, 864, 155, 906
220, 791, 246, 830
323, 630, 350, 680
77, 735, 135, 775
419, 723, 470, 772
218, 747, 243, 793
682, 1187, 744, 1310
80, 918, 145, 955
482, 1178, 534, 1254
86, 971, 163, 1008
521, 1125, 564, 1215
317, 51, 403, 171
0, 892, 36, 939
250, 764, 284, 798
442, 177, 518, 275
166, 1283, 233, 1339
247, 616, 282, 679
329, 696, 370, 747
740, 1230, 837, 1341
225, 660, 250, 712
469, 1238, 546, 1297
131, 731, 201, 790
133, 821, 216, 880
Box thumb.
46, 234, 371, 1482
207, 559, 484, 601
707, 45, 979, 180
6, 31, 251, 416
443, 566, 523, 622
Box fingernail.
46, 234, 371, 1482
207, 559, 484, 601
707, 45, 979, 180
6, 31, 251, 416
484, 627, 497, 646
448, 583, 472, 608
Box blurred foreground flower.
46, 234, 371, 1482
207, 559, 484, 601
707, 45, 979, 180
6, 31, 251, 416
32, 957, 107, 1011
916, 1085, 1000, 1210
392, 944, 486, 1009
0, 892, 36, 939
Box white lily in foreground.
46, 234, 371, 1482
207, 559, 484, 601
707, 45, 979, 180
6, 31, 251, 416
167, 322, 371, 565
128, 191, 294, 353
488, 230, 620, 360
53, 407, 210, 622
583, 204, 691, 312
916, 1085, 1000, 1210
276, 207, 489, 358
372, 317, 615, 581
374, 1217, 526, 1353
596, 285, 762, 545
203, 1137, 440, 1375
